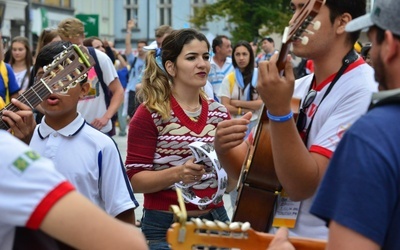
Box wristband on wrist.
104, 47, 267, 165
266, 110, 293, 122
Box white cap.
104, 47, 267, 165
143, 40, 157, 51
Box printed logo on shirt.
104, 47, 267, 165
81, 68, 99, 100
11, 150, 41, 174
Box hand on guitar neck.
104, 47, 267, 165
214, 112, 253, 180
1, 98, 36, 144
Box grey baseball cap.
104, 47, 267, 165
345, 0, 400, 36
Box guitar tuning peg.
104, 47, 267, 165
312, 20, 321, 30
205, 220, 217, 228
214, 220, 228, 229
241, 222, 251, 231
192, 217, 203, 227
300, 36, 309, 45
229, 222, 241, 230
304, 29, 315, 35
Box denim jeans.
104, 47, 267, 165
141, 207, 229, 250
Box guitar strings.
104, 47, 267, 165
0, 53, 89, 128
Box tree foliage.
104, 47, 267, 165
190, 0, 293, 43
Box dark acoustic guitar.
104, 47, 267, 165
232, 0, 325, 232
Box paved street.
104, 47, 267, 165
112, 131, 234, 222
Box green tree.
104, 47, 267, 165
190, 0, 292, 43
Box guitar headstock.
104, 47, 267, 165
167, 218, 327, 250
167, 219, 263, 250
36, 44, 94, 94
283, 0, 325, 45
0, 44, 94, 130
277, 0, 325, 73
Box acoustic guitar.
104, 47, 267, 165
0, 44, 94, 130
167, 189, 326, 249
233, 0, 325, 232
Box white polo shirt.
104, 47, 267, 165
30, 113, 138, 217
208, 57, 233, 100
0, 130, 75, 250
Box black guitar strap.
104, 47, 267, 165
301, 49, 359, 145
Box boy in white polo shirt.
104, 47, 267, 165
28, 41, 138, 225
0, 130, 147, 250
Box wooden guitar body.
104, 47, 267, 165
233, 99, 300, 232
231, 0, 325, 232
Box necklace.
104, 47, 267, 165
173, 95, 201, 111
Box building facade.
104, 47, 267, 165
0, 0, 375, 51
113, 0, 232, 49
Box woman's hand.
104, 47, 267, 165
178, 158, 206, 184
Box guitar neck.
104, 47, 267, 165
0, 79, 52, 130
276, 39, 291, 76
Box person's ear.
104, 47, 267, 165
382, 30, 399, 64
165, 60, 176, 77
337, 13, 352, 35
80, 82, 90, 98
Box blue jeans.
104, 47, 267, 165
141, 207, 229, 250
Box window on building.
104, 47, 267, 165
62, 0, 71, 8
191, 0, 207, 30
125, 0, 139, 24
32, 0, 71, 8
158, 0, 172, 26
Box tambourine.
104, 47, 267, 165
175, 141, 228, 208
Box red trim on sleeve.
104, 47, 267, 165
309, 145, 333, 159
26, 181, 75, 229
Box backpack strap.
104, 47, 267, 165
128, 56, 137, 78
0, 61, 9, 104
87, 47, 111, 108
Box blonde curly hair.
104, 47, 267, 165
57, 17, 85, 40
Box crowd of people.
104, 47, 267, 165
1, 0, 399, 249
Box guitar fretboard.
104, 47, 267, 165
0, 80, 53, 130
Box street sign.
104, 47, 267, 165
75, 14, 99, 37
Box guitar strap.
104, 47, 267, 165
300, 49, 359, 145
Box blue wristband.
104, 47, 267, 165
266, 110, 293, 122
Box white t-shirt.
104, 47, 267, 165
270, 59, 378, 239
203, 80, 214, 100
0, 130, 74, 250
78, 49, 118, 133
30, 113, 138, 216
14, 68, 30, 91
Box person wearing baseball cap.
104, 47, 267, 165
268, 0, 400, 249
